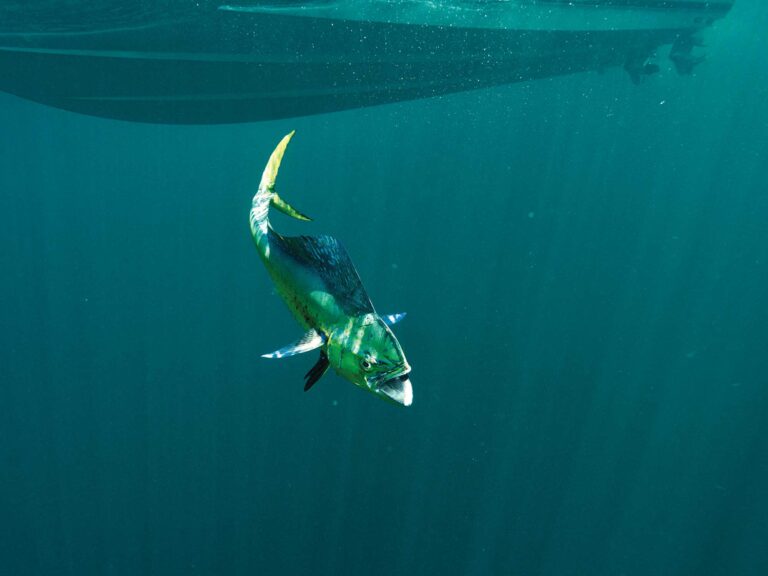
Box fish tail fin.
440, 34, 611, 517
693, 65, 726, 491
271, 192, 312, 222
250, 130, 296, 244
250, 131, 311, 248
258, 130, 294, 193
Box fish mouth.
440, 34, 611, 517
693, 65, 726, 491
376, 372, 413, 407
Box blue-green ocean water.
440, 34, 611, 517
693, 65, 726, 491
1, 3, 767, 575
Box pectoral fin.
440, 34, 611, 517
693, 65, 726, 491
304, 352, 330, 391
382, 313, 407, 326
261, 329, 325, 359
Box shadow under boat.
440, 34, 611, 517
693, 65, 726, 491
0, 0, 735, 124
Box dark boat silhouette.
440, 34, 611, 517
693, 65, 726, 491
0, 1, 735, 124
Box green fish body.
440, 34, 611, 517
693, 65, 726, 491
250, 132, 412, 406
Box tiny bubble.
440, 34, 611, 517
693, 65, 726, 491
527, 211, 535, 219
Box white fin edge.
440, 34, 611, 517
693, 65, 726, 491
382, 313, 407, 326
262, 329, 325, 359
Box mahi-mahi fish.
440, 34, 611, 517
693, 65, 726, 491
249, 132, 413, 406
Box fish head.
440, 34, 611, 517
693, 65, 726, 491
327, 314, 412, 406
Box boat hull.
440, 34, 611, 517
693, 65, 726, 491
0, 3, 734, 124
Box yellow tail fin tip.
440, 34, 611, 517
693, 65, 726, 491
259, 130, 295, 192
271, 192, 312, 222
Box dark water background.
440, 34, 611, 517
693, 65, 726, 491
1, 2, 767, 575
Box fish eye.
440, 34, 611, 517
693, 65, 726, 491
360, 353, 376, 372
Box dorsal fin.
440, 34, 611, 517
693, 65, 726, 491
275, 234, 374, 316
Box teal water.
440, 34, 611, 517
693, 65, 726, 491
1, 2, 767, 575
